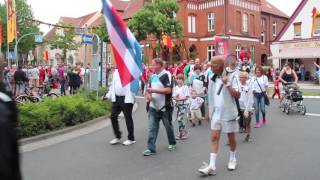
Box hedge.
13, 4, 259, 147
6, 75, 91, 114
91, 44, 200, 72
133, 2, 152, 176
18, 90, 112, 138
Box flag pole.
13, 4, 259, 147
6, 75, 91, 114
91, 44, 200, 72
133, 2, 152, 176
5, 0, 10, 68
14, 0, 18, 67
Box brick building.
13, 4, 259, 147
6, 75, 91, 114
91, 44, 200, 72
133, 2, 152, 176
109, 0, 289, 65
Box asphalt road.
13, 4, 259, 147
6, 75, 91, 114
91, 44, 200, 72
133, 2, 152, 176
22, 98, 320, 180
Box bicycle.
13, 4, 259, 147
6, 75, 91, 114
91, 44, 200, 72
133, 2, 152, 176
15, 84, 41, 104
36, 81, 59, 100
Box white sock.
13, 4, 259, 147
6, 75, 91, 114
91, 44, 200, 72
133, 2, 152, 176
209, 153, 217, 169
229, 151, 236, 161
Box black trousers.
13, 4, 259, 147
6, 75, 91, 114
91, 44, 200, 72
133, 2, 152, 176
110, 96, 134, 141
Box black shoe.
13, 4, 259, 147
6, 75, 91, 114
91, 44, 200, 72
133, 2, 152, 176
198, 120, 202, 126
192, 123, 196, 127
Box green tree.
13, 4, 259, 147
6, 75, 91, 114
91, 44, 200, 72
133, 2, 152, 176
48, 23, 81, 62
1, 0, 40, 61
128, 0, 182, 54
92, 19, 109, 43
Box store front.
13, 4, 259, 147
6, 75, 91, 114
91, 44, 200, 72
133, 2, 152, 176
271, 40, 320, 81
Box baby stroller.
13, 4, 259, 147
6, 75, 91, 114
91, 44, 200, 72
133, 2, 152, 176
280, 83, 306, 115
174, 100, 190, 140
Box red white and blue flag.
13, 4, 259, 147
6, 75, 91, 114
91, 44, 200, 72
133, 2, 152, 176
101, 0, 142, 94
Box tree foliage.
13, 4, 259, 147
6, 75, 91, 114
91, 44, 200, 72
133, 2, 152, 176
128, 0, 182, 42
48, 23, 81, 61
0, 0, 40, 54
92, 19, 109, 43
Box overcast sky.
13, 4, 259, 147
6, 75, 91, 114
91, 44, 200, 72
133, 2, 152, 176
0, 0, 302, 33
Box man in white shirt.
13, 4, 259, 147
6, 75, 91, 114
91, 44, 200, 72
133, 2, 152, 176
199, 55, 240, 176
104, 69, 136, 146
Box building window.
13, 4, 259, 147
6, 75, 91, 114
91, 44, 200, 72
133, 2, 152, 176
188, 15, 196, 33
261, 32, 265, 44
242, 13, 248, 32
207, 45, 215, 61
261, 18, 266, 28
236, 44, 242, 59
314, 16, 320, 35
294, 22, 302, 38
272, 21, 277, 37
208, 13, 215, 32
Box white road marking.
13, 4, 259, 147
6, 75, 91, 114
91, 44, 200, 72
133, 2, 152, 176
306, 113, 320, 117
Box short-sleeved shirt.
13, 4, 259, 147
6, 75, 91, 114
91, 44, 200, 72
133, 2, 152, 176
253, 75, 269, 93
150, 70, 172, 111
173, 85, 190, 104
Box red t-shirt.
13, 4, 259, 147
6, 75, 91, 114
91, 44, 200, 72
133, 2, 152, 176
39, 68, 46, 79
274, 79, 280, 88
176, 63, 187, 76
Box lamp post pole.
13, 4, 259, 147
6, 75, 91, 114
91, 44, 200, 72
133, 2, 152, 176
15, 32, 40, 67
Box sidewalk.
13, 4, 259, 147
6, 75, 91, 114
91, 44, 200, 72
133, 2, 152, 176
269, 82, 320, 90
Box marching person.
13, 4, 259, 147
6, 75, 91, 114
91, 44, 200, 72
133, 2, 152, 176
143, 58, 176, 156
238, 71, 254, 142
104, 68, 136, 146
199, 55, 240, 176
252, 67, 269, 128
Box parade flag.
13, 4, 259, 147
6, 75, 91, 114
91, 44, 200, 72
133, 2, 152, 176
0, 17, 3, 45
43, 50, 49, 61
101, 0, 142, 94
6, 0, 17, 44
312, 7, 320, 35
162, 33, 174, 48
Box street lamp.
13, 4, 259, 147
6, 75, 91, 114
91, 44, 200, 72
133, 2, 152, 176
15, 32, 41, 67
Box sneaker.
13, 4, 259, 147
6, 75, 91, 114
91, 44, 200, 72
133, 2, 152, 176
109, 138, 121, 145
244, 135, 253, 143
192, 123, 196, 127
263, 118, 268, 125
227, 160, 237, 171
168, 145, 176, 151
198, 120, 202, 126
254, 123, 260, 128
122, 140, 136, 146
198, 162, 216, 176
143, 149, 155, 156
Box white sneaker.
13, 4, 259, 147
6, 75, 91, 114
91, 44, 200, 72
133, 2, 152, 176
198, 162, 216, 176
227, 160, 237, 171
109, 138, 121, 145
122, 140, 136, 146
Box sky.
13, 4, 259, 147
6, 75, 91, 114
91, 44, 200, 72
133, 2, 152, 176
0, 0, 302, 33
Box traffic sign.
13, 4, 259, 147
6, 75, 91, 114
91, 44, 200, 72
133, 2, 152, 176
82, 34, 93, 44
35, 35, 43, 43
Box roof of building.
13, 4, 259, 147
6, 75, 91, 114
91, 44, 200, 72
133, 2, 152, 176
110, 0, 131, 11
122, 0, 145, 20
45, 12, 103, 40
274, 0, 308, 42
261, 0, 290, 18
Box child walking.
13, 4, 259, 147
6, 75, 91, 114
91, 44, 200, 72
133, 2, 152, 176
272, 76, 280, 99
172, 74, 190, 139
239, 71, 254, 142
189, 90, 204, 127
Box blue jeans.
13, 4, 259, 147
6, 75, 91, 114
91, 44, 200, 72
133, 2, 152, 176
147, 107, 176, 152
254, 93, 266, 123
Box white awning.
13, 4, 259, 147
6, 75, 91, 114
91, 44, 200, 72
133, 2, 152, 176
273, 48, 320, 59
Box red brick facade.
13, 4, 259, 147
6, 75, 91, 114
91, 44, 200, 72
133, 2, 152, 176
161, 0, 289, 66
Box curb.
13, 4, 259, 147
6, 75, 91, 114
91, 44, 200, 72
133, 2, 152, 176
20, 102, 139, 145
20, 115, 109, 145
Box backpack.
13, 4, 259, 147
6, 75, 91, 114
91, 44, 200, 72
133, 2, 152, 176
146, 71, 174, 112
